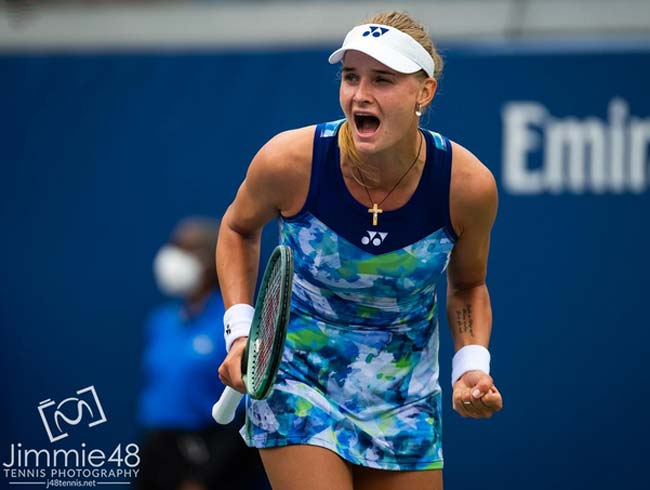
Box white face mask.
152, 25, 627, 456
153, 245, 203, 297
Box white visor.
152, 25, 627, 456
328, 24, 435, 78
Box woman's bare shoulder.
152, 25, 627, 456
256, 125, 316, 174
449, 140, 498, 235
245, 125, 316, 216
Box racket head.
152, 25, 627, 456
242, 245, 293, 400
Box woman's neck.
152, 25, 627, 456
352, 127, 424, 190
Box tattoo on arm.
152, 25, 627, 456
455, 304, 474, 337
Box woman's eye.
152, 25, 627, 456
343, 74, 358, 82
376, 78, 392, 84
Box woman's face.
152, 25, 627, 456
339, 50, 433, 156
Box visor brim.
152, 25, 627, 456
328, 43, 423, 75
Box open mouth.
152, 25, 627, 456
354, 114, 380, 135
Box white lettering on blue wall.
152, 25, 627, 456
502, 99, 650, 194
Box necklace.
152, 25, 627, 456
356, 132, 424, 226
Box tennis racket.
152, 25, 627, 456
212, 245, 294, 424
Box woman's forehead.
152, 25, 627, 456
342, 50, 399, 75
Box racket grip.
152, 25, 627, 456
212, 387, 244, 424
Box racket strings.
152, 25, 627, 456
249, 262, 282, 391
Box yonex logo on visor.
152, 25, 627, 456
363, 26, 389, 38
328, 23, 435, 78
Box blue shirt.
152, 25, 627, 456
139, 293, 226, 430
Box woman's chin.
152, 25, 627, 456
353, 141, 380, 157
352, 129, 382, 153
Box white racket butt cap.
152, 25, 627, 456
212, 387, 244, 424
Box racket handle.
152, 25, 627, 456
212, 387, 244, 424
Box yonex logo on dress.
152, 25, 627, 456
363, 26, 389, 38
361, 231, 388, 246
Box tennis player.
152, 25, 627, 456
218, 11, 503, 490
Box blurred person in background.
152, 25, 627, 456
217, 10, 502, 490
136, 217, 268, 490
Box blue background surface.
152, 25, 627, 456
1, 43, 649, 489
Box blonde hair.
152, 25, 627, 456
337, 11, 443, 187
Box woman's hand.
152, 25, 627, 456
452, 370, 503, 418
217, 337, 247, 393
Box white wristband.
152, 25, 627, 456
451, 345, 491, 386
224, 303, 254, 352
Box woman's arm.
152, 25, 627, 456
446, 142, 503, 418
217, 127, 313, 392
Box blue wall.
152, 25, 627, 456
1, 42, 649, 489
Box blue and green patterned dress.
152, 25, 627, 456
241, 120, 456, 471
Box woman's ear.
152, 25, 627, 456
418, 77, 437, 109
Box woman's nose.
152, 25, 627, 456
352, 78, 372, 105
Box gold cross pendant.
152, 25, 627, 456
368, 203, 383, 226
